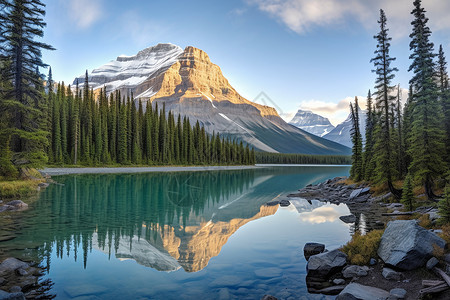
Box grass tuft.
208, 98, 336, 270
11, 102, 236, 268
341, 230, 384, 265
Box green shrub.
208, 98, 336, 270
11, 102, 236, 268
341, 230, 384, 265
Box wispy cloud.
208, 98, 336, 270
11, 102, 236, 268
115, 11, 169, 48
69, 0, 103, 29
247, 0, 450, 38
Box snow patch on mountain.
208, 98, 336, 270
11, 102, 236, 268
289, 109, 335, 137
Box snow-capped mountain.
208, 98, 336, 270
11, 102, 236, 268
323, 105, 366, 148
74, 43, 350, 155
288, 109, 335, 137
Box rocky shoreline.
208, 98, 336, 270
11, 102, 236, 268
0, 257, 52, 299
283, 176, 450, 300
1, 181, 52, 299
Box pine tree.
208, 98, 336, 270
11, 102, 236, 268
117, 100, 128, 164
437, 44, 450, 164
0, 0, 54, 168
438, 185, 450, 224
395, 84, 406, 177
371, 9, 400, 197
349, 98, 363, 181
401, 172, 415, 211
408, 0, 446, 199
363, 90, 376, 180
71, 81, 80, 164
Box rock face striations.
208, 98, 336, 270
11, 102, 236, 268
74, 43, 350, 155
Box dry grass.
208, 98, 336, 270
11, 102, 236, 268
341, 230, 384, 265
418, 214, 432, 229
0, 179, 43, 199
438, 224, 450, 245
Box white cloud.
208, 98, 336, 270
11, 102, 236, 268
69, 0, 103, 29
294, 88, 408, 126
115, 11, 169, 48
247, 0, 450, 38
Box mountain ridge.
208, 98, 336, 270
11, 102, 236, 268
74, 43, 351, 155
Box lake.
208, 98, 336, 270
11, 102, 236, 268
0, 165, 353, 299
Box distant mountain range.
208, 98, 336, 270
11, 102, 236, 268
75, 43, 350, 155
288, 109, 335, 137
289, 106, 366, 148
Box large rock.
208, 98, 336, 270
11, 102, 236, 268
382, 268, 402, 281
377, 220, 446, 270
342, 265, 369, 278
307, 249, 347, 277
303, 243, 325, 260
0, 258, 29, 276
336, 283, 390, 300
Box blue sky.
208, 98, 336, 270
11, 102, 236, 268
41, 0, 450, 125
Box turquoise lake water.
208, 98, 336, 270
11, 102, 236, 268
0, 165, 352, 299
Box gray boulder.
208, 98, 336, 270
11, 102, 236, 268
342, 265, 369, 278
336, 283, 390, 300
5, 200, 28, 209
307, 249, 347, 277
303, 243, 325, 260
382, 268, 402, 281
426, 257, 439, 270
339, 214, 356, 223
349, 187, 370, 200
389, 288, 406, 299
0, 258, 29, 276
377, 220, 446, 270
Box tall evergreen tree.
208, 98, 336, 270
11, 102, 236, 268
0, 0, 54, 168
408, 0, 446, 199
395, 84, 406, 177
437, 44, 450, 164
371, 9, 400, 197
363, 90, 376, 180
349, 98, 363, 181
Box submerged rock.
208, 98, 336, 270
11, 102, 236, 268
377, 220, 446, 270
0, 290, 25, 300
336, 283, 389, 300
0, 258, 29, 276
307, 249, 347, 278
303, 243, 325, 260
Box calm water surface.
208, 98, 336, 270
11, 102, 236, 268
1, 166, 352, 299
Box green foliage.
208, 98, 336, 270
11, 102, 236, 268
255, 152, 351, 165
408, 0, 446, 198
363, 90, 376, 181
370, 9, 398, 188
349, 98, 363, 181
438, 185, 450, 224
0, 0, 54, 169
341, 230, 384, 265
401, 172, 415, 211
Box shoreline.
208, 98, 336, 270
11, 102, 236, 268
40, 164, 350, 176
41, 165, 261, 176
